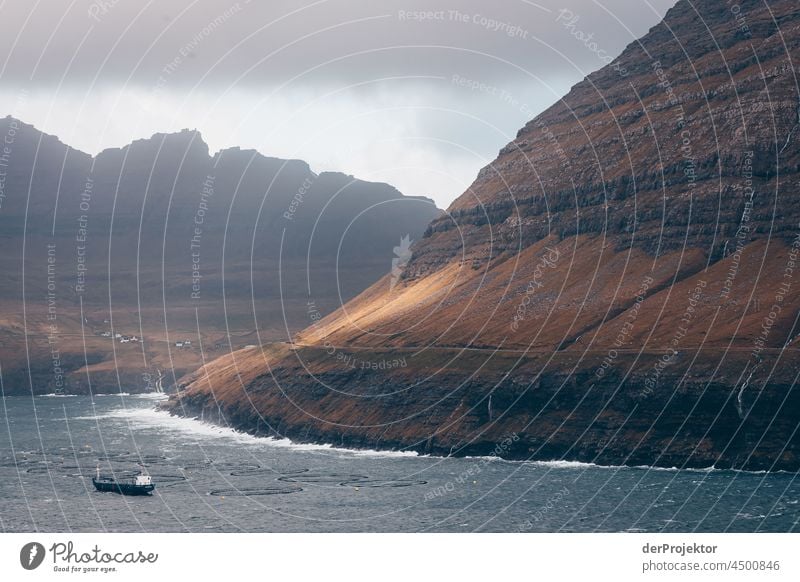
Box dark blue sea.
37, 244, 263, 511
0, 394, 797, 532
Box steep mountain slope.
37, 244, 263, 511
170, 0, 800, 470
0, 118, 440, 394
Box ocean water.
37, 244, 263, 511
0, 394, 797, 532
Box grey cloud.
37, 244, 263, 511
1, 0, 676, 89
0, 0, 676, 206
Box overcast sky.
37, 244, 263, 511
0, 0, 676, 208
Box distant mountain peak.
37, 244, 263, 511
213, 146, 313, 173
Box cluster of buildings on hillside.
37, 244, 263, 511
97, 331, 141, 344
94, 328, 197, 349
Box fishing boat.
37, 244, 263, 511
92, 467, 156, 496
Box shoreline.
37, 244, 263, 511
163, 379, 800, 473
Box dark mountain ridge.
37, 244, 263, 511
0, 117, 440, 394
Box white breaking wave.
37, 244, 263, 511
527, 459, 746, 474
92, 392, 168, 400
104, 405, 421, 458
36, 392, 166, 399
130, 392, 169, 401
37, 393, 78, 398
531, 459, 599, 469
347, 448, 420, 458
106, 406, 261, 445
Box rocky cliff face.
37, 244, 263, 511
169, 0, 800, 470
409, 0, 800, 275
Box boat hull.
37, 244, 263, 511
92, 478, 155, 496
